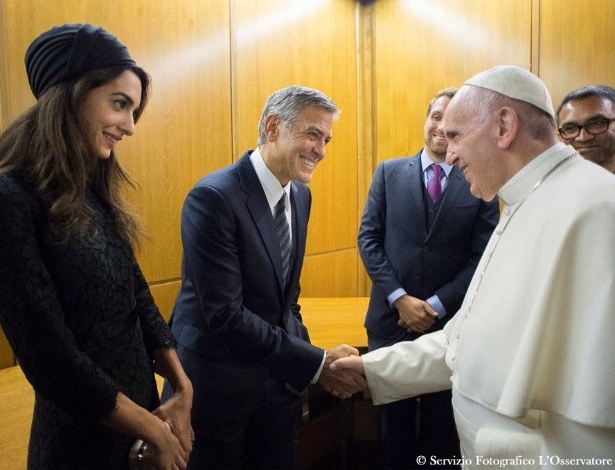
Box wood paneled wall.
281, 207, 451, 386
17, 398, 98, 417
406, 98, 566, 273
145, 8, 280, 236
537, 0, 615, 107
371, 0, 532, 165
1, 0, 614, 367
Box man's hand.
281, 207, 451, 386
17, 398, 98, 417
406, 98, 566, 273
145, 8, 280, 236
394, 294, 437, 333
318, 344, 367, 399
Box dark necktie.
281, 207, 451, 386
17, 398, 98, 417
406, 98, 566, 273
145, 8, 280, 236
275, 193, 291, 285
427, 164, 442, 202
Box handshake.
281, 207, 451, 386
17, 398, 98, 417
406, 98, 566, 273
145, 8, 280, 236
317, 344, 367, 399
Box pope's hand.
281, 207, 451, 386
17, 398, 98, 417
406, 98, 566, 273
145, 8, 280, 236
330, 355, 365, 376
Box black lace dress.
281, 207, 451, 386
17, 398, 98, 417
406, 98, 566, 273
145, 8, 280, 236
0, 172, 177, 470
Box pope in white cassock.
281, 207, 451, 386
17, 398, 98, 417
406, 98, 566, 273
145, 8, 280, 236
332, 66, 615, 469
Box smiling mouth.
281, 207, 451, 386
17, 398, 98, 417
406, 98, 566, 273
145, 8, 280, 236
104, 132, 119, 145
301, 157, 316, 169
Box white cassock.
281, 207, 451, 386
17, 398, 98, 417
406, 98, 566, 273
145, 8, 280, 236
362, 143, 615, 469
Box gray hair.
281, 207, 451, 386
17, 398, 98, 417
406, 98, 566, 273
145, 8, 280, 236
556, 84, 615, 124
257, 85, 339, 145
461, 85, 556, 140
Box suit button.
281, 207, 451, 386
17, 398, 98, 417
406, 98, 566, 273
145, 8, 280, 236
423, 247, 428, 253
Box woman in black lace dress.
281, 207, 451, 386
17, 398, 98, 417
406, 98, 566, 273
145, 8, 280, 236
0, 24, 193, 470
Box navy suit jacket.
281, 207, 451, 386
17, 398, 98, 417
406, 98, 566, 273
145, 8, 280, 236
169, 151, 323, 395
359, 152, 499, 348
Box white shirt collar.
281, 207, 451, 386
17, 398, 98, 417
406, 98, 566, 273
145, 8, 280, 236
421, 149, 453, 178
250, 147, 292, 215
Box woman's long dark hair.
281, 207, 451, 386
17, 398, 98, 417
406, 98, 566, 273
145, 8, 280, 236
0, 65, 151, 247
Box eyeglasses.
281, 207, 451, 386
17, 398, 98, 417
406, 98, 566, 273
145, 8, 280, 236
558, 117, 615, 140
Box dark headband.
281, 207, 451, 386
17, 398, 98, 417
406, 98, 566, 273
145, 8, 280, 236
25, 23, 136, 99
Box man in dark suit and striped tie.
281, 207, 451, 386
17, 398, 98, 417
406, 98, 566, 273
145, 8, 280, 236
163, 85, 366, 469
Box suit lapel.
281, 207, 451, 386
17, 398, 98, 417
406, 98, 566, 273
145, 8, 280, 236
288, 184, 307, 289
237, 153, 286, 289
427, 165, 464, 237
406, 156, 429, 238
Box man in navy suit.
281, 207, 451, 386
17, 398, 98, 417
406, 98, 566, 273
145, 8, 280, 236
358, 88, 499, 469
163, 86, 365, 469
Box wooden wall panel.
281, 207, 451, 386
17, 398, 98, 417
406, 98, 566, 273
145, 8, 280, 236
537, 0, 615, 109
0, 334, 14, 369
117, 1, 233, 283
356, 2, 375, 297
0, 4, 6, 131
371, 0, 532, 168
150, 281, 181, 323
0, 366, 34, 470
301, 249, 359, 297
231, 0, 361, 297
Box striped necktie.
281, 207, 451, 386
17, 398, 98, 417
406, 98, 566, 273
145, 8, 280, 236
275, 193, 291, 285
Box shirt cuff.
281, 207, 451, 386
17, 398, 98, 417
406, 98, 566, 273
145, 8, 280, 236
427, 295, 447, 319
387, 288, 407, 308
311, 351, 327, 383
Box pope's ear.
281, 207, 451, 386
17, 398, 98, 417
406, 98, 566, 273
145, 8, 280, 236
496, 107, 518, 149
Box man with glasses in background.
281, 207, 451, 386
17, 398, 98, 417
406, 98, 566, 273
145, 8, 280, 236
556, 84, 615, 173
